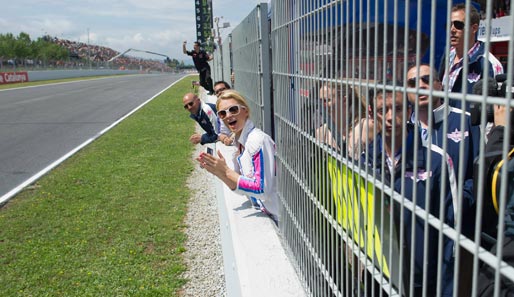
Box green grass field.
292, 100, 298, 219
0, 75, 199, 296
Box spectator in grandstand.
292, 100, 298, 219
196, 90, 279, 223
213, 81, 234, 146
406, 64, 480, 296
315, 80, 374, 158
440, 3, 503, 110
183, 41, 215, 95
182, 93, 219, 145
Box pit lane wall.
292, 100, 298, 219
0, 69, 140, 85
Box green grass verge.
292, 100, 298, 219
0, 75, 200, 296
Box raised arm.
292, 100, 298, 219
182, 41, 188, 54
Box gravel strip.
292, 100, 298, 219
181, 143, 226, 297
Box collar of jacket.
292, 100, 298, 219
409, 103, 446, 147
450, 40, 483, 65
432, 102, 447, 125
409, 100, 447, 127
403, 128, 429, 171
236, 119, 255, 147
189, 102, 206, 120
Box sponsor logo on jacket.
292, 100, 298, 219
406, 170, 432, 182
447, 129, 469, 143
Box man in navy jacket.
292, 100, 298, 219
407, 64, 480, 296
182, 93, 219, 145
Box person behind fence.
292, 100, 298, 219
440, 3, 503, 110
312, 79, 375, 296
362, 82, 465, 296
405, 64, 480, 296
408, 63, 480, 235
362, 87, 407, 179
182, 93, 219, 145
213, 80, 235, 146
361, 85, 414, 294
315, 79, 374, 158
196, 90, 279, 222
474, 75, 514, 295
315, 78, 377, 294
183, 41, 215, 95
470, 76, 502, 140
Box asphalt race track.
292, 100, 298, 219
0, 73, 184, 200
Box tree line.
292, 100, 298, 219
0, 32, 68, 66
0, 32, 193, 70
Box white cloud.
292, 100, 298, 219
2, 0, 259, 61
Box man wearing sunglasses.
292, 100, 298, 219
182, 93, 220, 145
441, 3, 503, 110
213, 81, 231, 97
407, 64, 480, 296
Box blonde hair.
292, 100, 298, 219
216, 90, 251, 115
322, 80, 366, 122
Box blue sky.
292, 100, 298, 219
2, 0, 264, 62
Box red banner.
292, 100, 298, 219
0, 72, 29, 84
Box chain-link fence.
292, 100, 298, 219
213, 1, 514, 296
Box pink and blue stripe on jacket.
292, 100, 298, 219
234, 120, 279, 217
238, 148, 266, 194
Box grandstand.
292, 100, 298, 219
0, 34, 191, 72
50, 37, 173, 72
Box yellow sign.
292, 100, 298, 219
326, 156, 401, 288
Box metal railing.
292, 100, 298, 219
212, 1, 514, 296
213, 4, 273, 137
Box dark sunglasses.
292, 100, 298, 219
407, 75, 433, 87
217, 105, 244, 119
183, 101, 195, 109
214, 87, 227, 96
451, 20, 465, 30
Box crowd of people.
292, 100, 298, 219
183, 3, 513, 296
49, 36, 172, 71
310, 3, 510, 296
182, 81, 279, 223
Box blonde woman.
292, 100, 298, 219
197, 90, 279, 222
314, 81, 375, 292
315, 81, 374, 158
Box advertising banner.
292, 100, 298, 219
0, 72, 29, 84
479, 16, 512, 42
